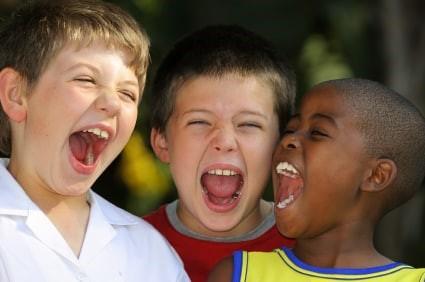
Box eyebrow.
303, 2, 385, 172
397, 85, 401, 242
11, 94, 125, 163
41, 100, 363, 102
182, 109, 269, 119
238, 110, 269, 120
62, 62, 98, 74
119, 80, 139, 88
182, 109, 210, 116
310, 113, 337, 126
64, 63, 139, 86
290, 113, 337, 126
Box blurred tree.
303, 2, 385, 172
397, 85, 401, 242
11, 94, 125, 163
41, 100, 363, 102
376, 0, 425, 266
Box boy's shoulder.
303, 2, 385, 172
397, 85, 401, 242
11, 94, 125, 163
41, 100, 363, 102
235, 248, 425, 282
92, 192, 177, 246
92, 191, 157, 232
92, 192, 189, 273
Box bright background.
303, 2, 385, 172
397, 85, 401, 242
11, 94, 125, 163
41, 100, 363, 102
1, 0, 424, 267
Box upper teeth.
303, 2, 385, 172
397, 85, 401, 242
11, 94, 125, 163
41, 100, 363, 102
207, 169, 238, 176
83, 128, 109, 140
276, 162, 299, 177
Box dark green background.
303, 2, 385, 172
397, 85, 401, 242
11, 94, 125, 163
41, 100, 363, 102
1, 0, 424, 267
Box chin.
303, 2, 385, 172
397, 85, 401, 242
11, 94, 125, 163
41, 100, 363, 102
200, 212, 242, 233
276, 221, 304, 239
54, 177, 94, 197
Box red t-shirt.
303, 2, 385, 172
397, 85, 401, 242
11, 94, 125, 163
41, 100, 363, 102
144, 204, 294, 282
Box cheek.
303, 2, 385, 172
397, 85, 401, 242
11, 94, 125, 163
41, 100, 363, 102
245, 134, 277, 169
118, 108, 138, 139
167, 136, 199, 182
26, 100, 67, 143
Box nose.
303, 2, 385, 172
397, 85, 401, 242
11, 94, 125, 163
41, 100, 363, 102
211, 127, 237, 152
95, 90, 121, 117
280, 133, 300, 150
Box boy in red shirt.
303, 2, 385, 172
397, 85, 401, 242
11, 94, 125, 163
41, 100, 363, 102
144, 25, 295, 281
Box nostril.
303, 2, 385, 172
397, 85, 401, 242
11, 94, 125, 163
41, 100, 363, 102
287, 143, 296, 149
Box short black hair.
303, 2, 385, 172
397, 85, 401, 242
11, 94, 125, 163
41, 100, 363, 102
150, 24, 296, 134
318, 78, 425, 213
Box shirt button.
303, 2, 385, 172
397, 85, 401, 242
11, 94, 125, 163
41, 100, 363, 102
76, 272, 88, 281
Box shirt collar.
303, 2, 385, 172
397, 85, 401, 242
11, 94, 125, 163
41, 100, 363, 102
0, 158, 35, 216
88, 191, 139, 226
0, 158, 139, 226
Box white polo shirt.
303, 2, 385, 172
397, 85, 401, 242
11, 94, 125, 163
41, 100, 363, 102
0, 159, 189, 282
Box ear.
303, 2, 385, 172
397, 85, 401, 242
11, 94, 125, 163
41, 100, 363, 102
150, 128, 170, 163
0, 68, 27, 122
361, 158, 397, 193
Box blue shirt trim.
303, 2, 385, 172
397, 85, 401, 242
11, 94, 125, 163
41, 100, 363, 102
232, 250, 243, 282
282, 247, 403, 275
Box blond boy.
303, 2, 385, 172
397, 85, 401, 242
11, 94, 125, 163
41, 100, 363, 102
0, 1, 188, 281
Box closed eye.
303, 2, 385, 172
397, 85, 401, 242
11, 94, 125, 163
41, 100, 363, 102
187, 120, 210, 126
310, 129, 329, 138
282, 128, 295, 136
239, 122, 262, 129
74, 76, 96, 84
119, 90, 137, 102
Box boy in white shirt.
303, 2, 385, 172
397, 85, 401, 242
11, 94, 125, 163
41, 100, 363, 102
0, 1, 188, 281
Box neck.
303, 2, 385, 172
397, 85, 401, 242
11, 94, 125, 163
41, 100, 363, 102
45, 199, 91, 257
293, 220, 392, 268
8, 157, 91, 257
177, 199, 272, 238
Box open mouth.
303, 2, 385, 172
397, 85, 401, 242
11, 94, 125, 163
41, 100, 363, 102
275, 161, 303, 209
69, 127, 110, 168
201, 168, 243, 211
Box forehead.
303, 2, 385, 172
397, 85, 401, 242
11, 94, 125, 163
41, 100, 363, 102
174, 74, 276, 110
298, 85, 354, 120
55, 41, 133, 64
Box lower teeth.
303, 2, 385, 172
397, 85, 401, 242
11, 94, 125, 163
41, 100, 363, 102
277, 195, 294, 209
202, 188, 242, 203
232, 191, 241, 199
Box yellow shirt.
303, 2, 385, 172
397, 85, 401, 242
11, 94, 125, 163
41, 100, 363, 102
233, 248, 425, 282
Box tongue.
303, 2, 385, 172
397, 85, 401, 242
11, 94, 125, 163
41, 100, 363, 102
69, 132, 89, 161
69, 131, 105, 165
278, 175, 303, 199
201, 174, 242, 197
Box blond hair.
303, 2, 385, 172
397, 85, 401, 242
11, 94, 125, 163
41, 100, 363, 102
0, 0, 150, 156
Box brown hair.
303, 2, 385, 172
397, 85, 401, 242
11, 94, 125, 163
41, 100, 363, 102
150, 25, 295, 135
0, 0, 150, 156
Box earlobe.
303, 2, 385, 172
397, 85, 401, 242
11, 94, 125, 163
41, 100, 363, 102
361, 159, 397, 192
150, 128, 170, 163
0, 68, 27, 122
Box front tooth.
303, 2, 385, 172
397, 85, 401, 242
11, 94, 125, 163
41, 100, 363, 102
100, 130, 109, 139
207, 169, 238, 176
93, 128, 101, 136
276, 201, 287, 209
276, 163, 284, 173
